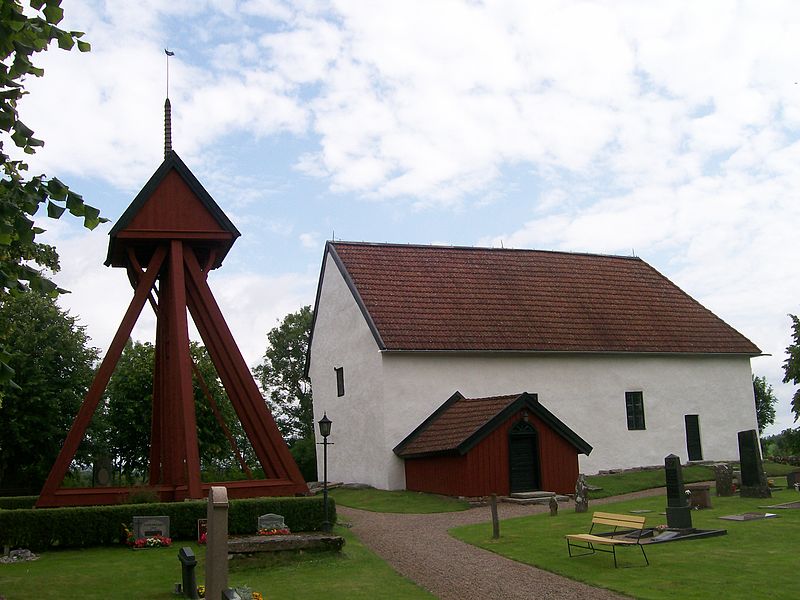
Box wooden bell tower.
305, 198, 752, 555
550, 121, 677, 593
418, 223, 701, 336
36, 102, 307, 507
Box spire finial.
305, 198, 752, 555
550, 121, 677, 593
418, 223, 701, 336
164, 49, 175, 158
164, 97, 172, 158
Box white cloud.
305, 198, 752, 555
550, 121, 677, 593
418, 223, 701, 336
299, 232, 319, 248
206, 270, 316, 366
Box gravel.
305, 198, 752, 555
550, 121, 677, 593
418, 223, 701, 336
340, 488, 668, 599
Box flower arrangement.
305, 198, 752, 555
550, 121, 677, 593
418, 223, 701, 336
133, 534, 172, 548
121, 523, 171, 548
198, 531, 207, 545
258, 527, 290, 536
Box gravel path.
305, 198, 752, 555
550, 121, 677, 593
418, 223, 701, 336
340, 488, 668, 600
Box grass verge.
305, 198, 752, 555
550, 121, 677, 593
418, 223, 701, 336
451, 483, 799, 600
586, 461, 793, 499
0, 526, 434, 600
330, 487, 470, 513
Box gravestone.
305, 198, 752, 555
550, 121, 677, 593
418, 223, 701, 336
713, 463, 734, 496
785, 471, 800, 491
738, 429, 771, 498
258, 513, 286, 531
686, 483, 712, 509
206, 486, 229, 600
92, 455, 113, 487
664, 454, 692, 529
133, 515, 170, 539
575, 474, 589, 513
549, 495, 558, 516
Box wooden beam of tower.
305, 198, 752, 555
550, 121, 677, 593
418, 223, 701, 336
167, 240, 203, 499
36, 246, 167, 508
182, 249, 305, 486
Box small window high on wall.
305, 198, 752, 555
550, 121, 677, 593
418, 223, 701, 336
335, 366, 345, 397
625, 391, 646, 430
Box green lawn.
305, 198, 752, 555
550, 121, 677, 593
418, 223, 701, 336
330, 487, 470, 513
586, 461, 793, 499
0, 526, 434, 600
451, 482, 800, 600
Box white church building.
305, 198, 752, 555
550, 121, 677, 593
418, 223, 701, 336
307, 241, 761, 494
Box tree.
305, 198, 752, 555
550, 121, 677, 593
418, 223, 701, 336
1, 1, 106, 393
761, 428, 800, 458
784, 314, 800, 423
103, 341, 155, 479
254, 306, 313, 443
0, 291, 98, 492
102, 340, 249, 482
753, 375, 777, 433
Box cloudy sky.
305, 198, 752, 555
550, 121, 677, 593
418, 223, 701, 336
14, 0, 800, 434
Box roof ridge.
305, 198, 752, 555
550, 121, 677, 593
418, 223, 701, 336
330, 240, 642, 261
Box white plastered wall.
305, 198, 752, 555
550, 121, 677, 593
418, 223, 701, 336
308, 253, 389, 488
379, 353, 757, 488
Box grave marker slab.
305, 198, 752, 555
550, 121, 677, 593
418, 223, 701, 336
719, 512, 777, 521
574, 474, 589, 513
785, 471, 800, 490
664, 454, 692, 529
738, 429, 771, 498
713, 463, 734, 496
133, 515, 170, 539
258, 513, 286, 531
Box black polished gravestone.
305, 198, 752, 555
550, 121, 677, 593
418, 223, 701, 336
665, 454, 693, 529
738, 429, 771, 499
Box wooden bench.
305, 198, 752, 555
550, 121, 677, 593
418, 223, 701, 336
565, 511, 649, 567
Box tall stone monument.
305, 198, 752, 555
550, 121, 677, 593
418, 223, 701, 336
206, 486, 229, 600
664, 454, 692, 529
738, 429, 771, 498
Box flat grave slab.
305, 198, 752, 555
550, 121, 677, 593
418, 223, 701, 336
228, 533, 344, 555
718, 512, 778, 521
759, 501, 800, 510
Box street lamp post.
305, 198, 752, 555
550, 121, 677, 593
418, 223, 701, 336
317, 413, 332, 533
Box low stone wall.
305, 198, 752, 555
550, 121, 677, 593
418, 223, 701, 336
228, 533, 344, 555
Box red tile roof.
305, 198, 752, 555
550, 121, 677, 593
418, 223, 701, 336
329, 241, 760, 354
397, 393, 518, 456
394, 391, 592, 457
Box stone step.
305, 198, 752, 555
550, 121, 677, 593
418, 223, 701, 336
510, 491, 556, 499
502, 493, 570, 505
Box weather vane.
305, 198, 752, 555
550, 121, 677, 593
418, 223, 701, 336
164, 49, 175, 157
165, 48, 175, 98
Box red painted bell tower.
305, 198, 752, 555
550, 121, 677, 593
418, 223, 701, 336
36, 102, 307, 507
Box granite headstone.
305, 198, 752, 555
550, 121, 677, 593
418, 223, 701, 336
133, 515, 170, 539
738, 429, 771, 498
713, 463, 734, 496
258, 513, 286, 531
785, 471, 800, 491
664, 454, 692, 529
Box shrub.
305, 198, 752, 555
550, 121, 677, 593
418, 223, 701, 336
0, 495, 38, 510
0, 495, 333, 551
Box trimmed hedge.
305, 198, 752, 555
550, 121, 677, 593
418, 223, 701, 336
0, 495, 38, 510
0, 496, 335, 551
